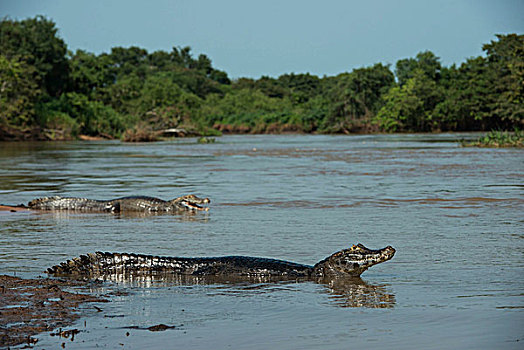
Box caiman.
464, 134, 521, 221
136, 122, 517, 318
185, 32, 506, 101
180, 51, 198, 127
26, 194, 210, 213
47, 244, 395, 279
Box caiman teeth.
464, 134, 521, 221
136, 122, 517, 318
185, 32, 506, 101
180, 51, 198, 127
182, 201, 210, 211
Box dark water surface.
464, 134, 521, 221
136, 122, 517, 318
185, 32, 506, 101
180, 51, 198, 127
0, 134, 522, 349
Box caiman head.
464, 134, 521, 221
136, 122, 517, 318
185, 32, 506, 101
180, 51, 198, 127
171, 194, 211, 211
313, 244, 395, 277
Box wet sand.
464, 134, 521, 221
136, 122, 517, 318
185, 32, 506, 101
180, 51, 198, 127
0, 275, 107, 348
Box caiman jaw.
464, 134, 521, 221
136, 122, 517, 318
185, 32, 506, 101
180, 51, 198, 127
179, 197, 210, 211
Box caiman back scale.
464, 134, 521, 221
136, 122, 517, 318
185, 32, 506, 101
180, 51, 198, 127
27, 194, 210, 213
47, 244, 396, 278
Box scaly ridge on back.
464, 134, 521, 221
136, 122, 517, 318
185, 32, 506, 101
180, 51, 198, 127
28, 196, 111, 211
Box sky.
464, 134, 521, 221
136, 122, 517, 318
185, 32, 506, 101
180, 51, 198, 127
1, 0, 523, 78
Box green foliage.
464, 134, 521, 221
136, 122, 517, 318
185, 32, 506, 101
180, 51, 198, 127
374, 86, 411, 132
198, 89, 296, 130
375, 70, 445, 132
432, 35, 524, 131
432, 57, 494, 130
40, 93, 134, 137
0, 16, 69, 97
0, 55, 40, 129
135, 73, 185, 114
36, 106, 79, 139
375, 69, 443, 132
0, 15, 522, 140
482, 34, 524, 126
105, 73, 143, 114
322, 63, 395, 132
197, 136, 216, 144
396, 51, 442, 85
463, 129, 523, 148
69, 50, 115, 100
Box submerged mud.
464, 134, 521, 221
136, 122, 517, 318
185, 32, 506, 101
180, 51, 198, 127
0, 275, 107, 348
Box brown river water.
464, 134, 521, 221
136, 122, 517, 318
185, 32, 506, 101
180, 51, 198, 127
0, 134, 523, 349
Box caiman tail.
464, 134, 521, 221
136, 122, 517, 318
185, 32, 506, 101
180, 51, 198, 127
28, 197, 110, 211
47, 252, 190, 276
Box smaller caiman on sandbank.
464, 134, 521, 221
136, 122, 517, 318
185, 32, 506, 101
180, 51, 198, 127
25, 194, 210, 213
47, 244, 396, 279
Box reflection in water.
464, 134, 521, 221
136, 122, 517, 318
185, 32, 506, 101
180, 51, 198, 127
81, 272, 395, 309
114, 211, 209, 221
20, 210, 210, 222
321, 277, 395, 308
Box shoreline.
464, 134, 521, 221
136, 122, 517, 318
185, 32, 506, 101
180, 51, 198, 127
0, 130, 491, 141
2, 131, 522, 148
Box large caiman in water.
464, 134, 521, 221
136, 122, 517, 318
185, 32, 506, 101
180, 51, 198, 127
26, 194, 210, 213
47, 244, 395, 279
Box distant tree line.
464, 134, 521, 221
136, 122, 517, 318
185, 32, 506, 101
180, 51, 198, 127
1, 16, 522, 140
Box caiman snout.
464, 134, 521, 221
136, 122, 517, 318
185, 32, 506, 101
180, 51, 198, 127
178, 195, 211, 211
383, 246, 396, 258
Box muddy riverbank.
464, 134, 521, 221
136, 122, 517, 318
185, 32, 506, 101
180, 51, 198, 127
0, 275, 107, 348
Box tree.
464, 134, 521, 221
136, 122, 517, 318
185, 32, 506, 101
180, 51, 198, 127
433, 34, 523, 131
171, 46, 194, 68
482, 34, 524, 127
109, 46, 148, 77
44, 92, 130, 137
277, 73, 321, 103
395, 51, 441, 85
134, 72, 186, 115
198, 88, 295, 131
0, 16, 69, 97
147, 50, 172, 71
433, 57, 495, 130
0, 55, 41, 133
322, 63, 395, 132
252, 76, 288, 98
105, 73, 144, 114
69, 50, 116, 100
376, 69, 444, 132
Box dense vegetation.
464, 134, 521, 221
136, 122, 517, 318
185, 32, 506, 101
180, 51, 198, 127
1, 16, 522, 141
462, 129, 523, 148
